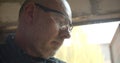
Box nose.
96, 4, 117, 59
59, 28, 71, 39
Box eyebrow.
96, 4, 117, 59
35, 3, 64, 15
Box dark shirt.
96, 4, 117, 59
0, 34, 65, 63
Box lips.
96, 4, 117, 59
52, 41, 61, 45
51, 41, 62, 46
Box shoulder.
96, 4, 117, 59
0, 42, 8, 52
0, 33, 15, 62
0, 42, 10, 55
0, 36, 11, 53
50, 57, 66, 63
0, 43, 9, 63
0, 33, 15, 50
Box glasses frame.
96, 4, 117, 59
34, 3, 73, 31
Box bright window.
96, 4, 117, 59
55, 21, 120, 63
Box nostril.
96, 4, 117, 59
65, 33, 71, 38
59, 30, 71, 39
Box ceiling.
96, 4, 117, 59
0, 0, 120, 26
68, 0, 120, 25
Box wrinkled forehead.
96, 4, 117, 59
35, 0, 71, 17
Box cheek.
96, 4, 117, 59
33, 14, 59, 40
43, 18, 59, 37
46, 25, 59, 39
34, 21, 59, 40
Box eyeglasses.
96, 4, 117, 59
49, 12, 73, 31
35, 3, 73, 31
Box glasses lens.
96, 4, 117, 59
49, 12, 73, 31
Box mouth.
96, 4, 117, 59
51, 40, 63, 46
52, 41, 61, 45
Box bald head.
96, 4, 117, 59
16, 0, 72, 58
19, 0, 72, 18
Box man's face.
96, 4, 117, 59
26, 0, 72, 58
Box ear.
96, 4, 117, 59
24, 2, 35, 24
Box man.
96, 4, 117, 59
0, 0, 72, 63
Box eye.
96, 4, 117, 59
49, 12, 73, 31
69, 24, 73, 31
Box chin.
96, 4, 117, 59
50, 51, 56, 57
45, 51, 56, 59
51, 49, 58, 55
